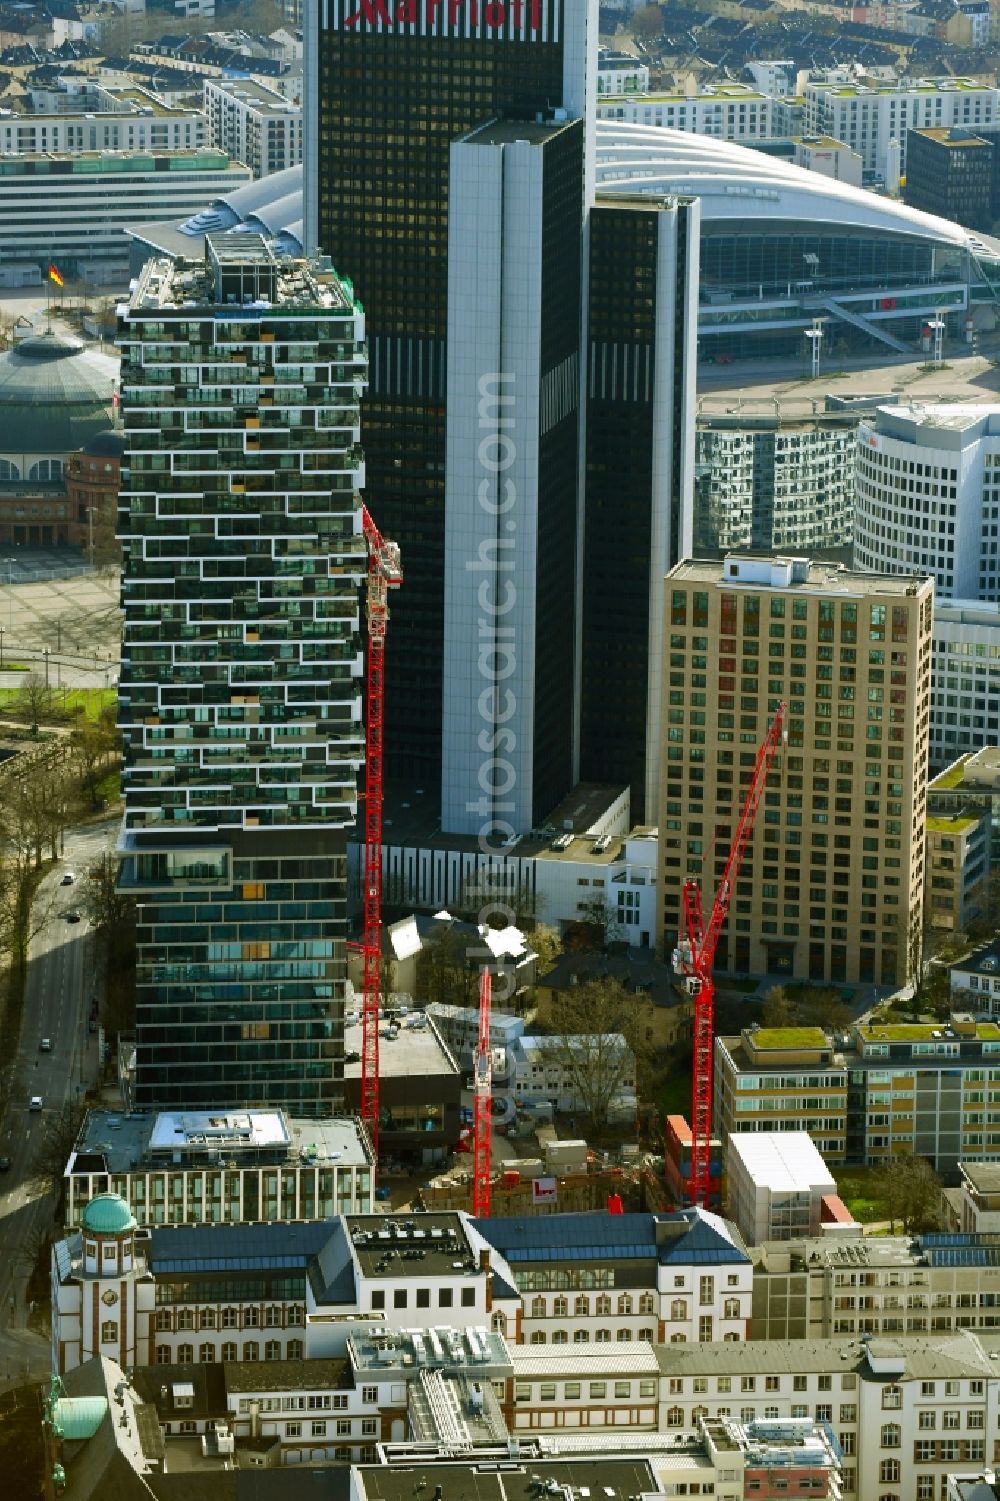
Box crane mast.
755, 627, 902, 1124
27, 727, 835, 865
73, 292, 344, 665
675, 703, 786, 1208
358, 504, 402, 1164
471, 968, 493, 1218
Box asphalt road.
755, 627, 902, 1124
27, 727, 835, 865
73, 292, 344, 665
0, 816, 118, 1388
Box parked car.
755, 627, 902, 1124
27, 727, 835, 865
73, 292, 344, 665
0, 1157, 11, 1172
65, 911, 81, 924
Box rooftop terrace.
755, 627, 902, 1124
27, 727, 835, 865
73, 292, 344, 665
128, 235, 355, 315
69, 1107, 371, 1175
346, 1213, 481, 1280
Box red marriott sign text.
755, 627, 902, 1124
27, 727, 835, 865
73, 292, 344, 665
343, 0, 546, 31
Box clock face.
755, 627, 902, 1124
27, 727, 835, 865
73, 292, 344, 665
102, 1290, 118, 1307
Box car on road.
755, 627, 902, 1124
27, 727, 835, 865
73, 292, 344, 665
64, 911, 81, 923
0, 1157, 10, 1172
60, 872, 75, 886
39, 1038, 51, 1052
29, 1096, 42, 1111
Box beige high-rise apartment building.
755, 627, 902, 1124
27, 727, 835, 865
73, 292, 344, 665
659, 555, 933, 986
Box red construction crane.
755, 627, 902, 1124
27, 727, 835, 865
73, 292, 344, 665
674, 703, 786, 1209
358, 503, 402, 1164
471, 967, 493, 1218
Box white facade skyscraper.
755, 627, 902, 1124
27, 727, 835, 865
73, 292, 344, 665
856, 403, 1000, 600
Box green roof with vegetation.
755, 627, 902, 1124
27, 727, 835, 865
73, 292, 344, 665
926, 814, 980, 833
929, 757, 972, 790
749, 1027, 829, 1050
859, 1022, 1000, 1042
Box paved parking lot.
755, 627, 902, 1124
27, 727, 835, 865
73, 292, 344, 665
0, 561, 120, 684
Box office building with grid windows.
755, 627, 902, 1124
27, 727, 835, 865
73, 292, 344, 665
659, 555, 933, 988
856, 404, 1000, 601
116, 234, 368, 1113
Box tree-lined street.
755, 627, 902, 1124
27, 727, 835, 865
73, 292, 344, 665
0, 817, 117, 1389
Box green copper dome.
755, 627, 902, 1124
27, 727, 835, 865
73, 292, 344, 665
53, 1397, 108, 1442
81, 1192, 136, 1234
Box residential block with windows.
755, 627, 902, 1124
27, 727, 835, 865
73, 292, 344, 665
804, 75, 999, 179
715, 1014, 1000, 1169
203, 76, 302, 177
659, 555, 933, 987
925, 809, 989, 932
596, 83, 772, 141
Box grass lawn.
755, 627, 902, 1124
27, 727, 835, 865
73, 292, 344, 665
93, 768, 122, 807
834, 1165, 894, 1224
0, 686, 115, 722
785, 982, 855, 1005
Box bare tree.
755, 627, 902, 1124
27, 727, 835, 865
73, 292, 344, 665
69, 714, 119, 811
571, 893, 627, 953
799, 990, 853, 1032
762, 985, 796, 1028
540, 977, 648, 1131
14, 673, 52, 732
874, 1154, 942, 1233
34, 1099, 85, 1192
13, 1224, 50, 1280
414, 924, 479, 1008
632, 4, 663, 38
530, 922, 563, 978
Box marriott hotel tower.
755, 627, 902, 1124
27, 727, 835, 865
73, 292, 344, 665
306, 0, 695, 833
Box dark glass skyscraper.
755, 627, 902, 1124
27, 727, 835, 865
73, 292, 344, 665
305, 0, 594, 794
117, 235, 368, 1113
581, 195, 699, 824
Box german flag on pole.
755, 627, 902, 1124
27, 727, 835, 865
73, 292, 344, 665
47, 264, 64, 287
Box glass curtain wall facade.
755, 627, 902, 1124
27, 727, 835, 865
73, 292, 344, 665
117, 235, 368, 1113
311, 0, 571, 786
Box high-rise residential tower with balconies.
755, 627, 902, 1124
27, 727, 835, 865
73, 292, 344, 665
117, 233, 368, 1113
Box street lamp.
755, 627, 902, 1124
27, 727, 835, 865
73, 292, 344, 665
43, 646, 50, 689
0, 624, 5, 670
927, 314, 946, 368
804, 319, 824, 381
